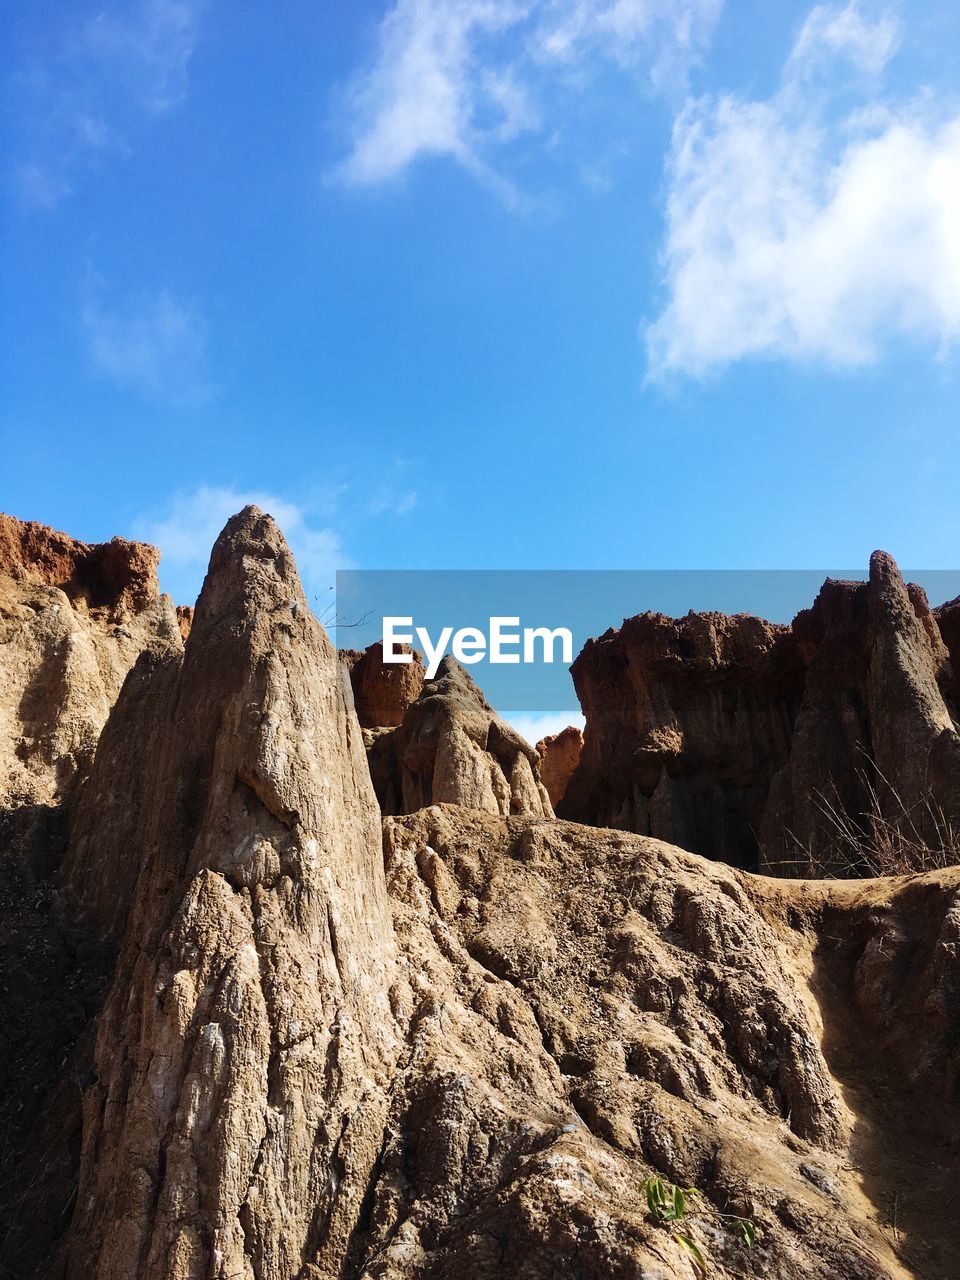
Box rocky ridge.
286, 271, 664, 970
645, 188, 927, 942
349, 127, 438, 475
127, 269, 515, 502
561, 553, 960, 876
2, 511, 960, 1279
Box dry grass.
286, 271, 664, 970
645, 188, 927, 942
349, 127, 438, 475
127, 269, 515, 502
773, 759, 960, 880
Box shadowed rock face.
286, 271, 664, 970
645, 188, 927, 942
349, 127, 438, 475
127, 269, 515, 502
561, 611, 801, 867
362, 655, 554, 820
0, 515, 181, 1275
936, 595, 960, 706
562, 553, 960, 875
536, 724, 583, 808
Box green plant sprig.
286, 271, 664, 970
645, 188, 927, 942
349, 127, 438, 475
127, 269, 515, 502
642, 1175, 757, 1276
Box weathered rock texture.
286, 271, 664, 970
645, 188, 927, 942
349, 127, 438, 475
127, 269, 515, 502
5, 512, 960, 1280
936, 594, 960, 703
536, 725, 584, 809
60, 507, 399, 1280
762, 555, 960, 874
176, 604, 194, 640
373, 807, 960, 1280
362, 655, 554, 820
0, 514, 182, 1277
340, 641, 425, 728
0, 513, 180, 820
562, 553, 960, 875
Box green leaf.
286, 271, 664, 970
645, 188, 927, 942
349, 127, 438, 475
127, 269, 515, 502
645, 1177, 665, 1217
673, 1230, 708, 1276
738, 1218, 757, 1248
673, 1185, 686, 1220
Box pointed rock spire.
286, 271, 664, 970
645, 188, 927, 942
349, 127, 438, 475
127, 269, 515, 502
63, 507, 399, 1280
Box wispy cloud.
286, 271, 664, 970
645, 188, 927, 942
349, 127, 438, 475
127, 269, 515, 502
13, 0, 202, 207
646, 2, 960, 379
82, 273, 212, 405
135, 486, 349, 607
787, 1, 900, 78
334, 0, 722, 199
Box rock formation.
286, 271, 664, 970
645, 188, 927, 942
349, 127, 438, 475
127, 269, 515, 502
0, 514, 181, 1276
358, 653, 554, 819
58, 507, 400, 1280
0, 513, 180, 823
936, 594, 960, 702
4, 511, 960, 1280
761, 555, 960, 874
562, 553, 960, 875
176, 604, 194, 640
561, 610, 800, 867
535, 723, 583, 808
340, 640, 425, 727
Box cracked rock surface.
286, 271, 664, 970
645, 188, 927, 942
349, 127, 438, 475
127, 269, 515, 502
3, 508, 960, 1280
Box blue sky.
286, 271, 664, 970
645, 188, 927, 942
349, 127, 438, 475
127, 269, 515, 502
2, 0, 959, 739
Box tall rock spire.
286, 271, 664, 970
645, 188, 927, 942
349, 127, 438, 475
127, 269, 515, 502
63, 506, 398, 1280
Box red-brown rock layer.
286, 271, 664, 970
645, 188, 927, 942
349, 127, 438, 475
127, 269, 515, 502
536, 723, 583, 808
175, 603, 194, 640
0, 512, 180, 817
340, 639, 425, 727
562, 553, 960, 875
561, 610, 801, 867
0, 512, 161, 616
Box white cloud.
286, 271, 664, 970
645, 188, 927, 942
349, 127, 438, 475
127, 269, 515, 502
135, 486, 348, 606
335, 0, 533, 197
15, 0, 202, 207
646, 2, 960, 379
335, 0, 721, 194
788, 2, 900, 78
504, 710, 584, 747
536, 0, 722, 85
82, 277, 211, 405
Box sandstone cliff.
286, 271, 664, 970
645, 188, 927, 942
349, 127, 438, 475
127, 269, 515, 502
562, 553, 960, 876
60, 507, 399, 1280
935, 593, 960, 702
0, 514, 182, 1274
3, 513, 960, 1280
